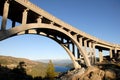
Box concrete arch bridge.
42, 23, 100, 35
0, 0, 120, 69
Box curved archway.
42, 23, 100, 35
0, 23, 91, 68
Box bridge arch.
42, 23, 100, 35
0, 23, 91, 68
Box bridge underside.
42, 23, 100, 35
0, 0, 120, 69
0, 0, 38, 23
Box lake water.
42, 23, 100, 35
55, 66, 70, 72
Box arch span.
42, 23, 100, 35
0, 23, 91, 68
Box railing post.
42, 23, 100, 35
1, 0, 10, 30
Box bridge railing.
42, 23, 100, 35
20, 0, 29, 3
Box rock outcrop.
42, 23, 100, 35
60, 63, 120, 80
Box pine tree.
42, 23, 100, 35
46, 60, 56, 80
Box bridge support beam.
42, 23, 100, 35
77, 49, 80, 59
67, 39, 70, 49
88, 42, 96, 65
88, 42, 92, 64
109, 49, 113, 59
1, 0, 10, 30
112, 49, 117, 59
84, 40, 87, 51
79, 37, 83, 46
92, 43, 96, 64
72, 43, 75, 56
22, 9, 29, 24
99, 49, 103, 63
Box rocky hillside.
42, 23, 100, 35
0, 55, 47, 77
60, 60, 120, 80
0, 55, 39, 65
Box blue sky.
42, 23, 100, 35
0, 0, 120, 60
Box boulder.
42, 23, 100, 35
105, 69, 116, 80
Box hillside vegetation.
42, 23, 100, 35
0, 55, 47, 77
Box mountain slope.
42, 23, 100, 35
0, 55, 47, 77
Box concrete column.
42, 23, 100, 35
109, 49, 113, 59
77, 49, 80, 58
115, 49, 117, 54
72, 43, 75, 56
84, 40, 87, 51
118, 51, 120, 60
22, 9, 28, 24
37, 16, 43, 23
92, 43, 96, 63
77, 37, 82, 59
79, 37, 83, 46
113, 49, 117, 59
78, 37, 83, 58
1, 0, 10, 30
89, 42, 92, 53
67, 39, 70, 49
99, 49, 103, 63
88, 42, 92, 64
